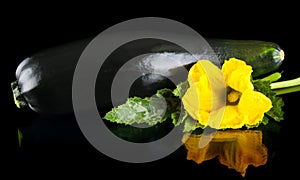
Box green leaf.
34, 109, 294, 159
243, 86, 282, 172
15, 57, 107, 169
183, 117, 204, 133
103, 89, 181, 126
253, 79, 284, 122
173, 80, 189, 98
267, 95, 284, 122
245, 116, 269, 129
171, 111, 181, 126
171, 110, 187, 126
171, 109, 205, 133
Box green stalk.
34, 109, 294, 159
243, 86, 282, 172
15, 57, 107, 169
260, 72, 282, 82
270, 76, 300, 95
270, 77, 300, 89
272, 85, 300, 95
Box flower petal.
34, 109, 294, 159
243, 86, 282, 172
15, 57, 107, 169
222, 58, 253, 92
183, 61, 213, 121
238, 89, 273, 125
220, 105, 246, 129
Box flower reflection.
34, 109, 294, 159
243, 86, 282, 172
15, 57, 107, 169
182, 130, 268, 177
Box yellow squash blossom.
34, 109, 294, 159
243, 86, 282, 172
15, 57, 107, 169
182, 58, 272, 129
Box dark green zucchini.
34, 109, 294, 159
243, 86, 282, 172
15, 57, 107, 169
11, 37, 284, 114
207, 38, 284, 77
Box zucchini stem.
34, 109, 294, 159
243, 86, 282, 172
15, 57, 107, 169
270, 77, 300, 89
273, 85, 300, 95
11, 81, 27, 108
260, 72, 282, 82
269, 76, 300, 95
278, 49, 285, 61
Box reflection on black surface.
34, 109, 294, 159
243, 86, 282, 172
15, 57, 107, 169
182, 130, 268, 177
14, 113, 282, 178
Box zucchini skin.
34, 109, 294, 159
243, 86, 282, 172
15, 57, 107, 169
12, 37, 284, 114
13, 38, 92, 114
207, 38, 284, 77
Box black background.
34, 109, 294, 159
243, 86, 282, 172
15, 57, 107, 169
2, 3, 299, 179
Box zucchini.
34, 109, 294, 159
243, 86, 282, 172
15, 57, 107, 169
11, 37, 284, 114
207, 38, 284, 77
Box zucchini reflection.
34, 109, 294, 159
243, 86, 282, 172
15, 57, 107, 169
182, 130, 268, 177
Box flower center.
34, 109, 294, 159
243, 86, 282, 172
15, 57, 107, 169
227, 89, 242, 104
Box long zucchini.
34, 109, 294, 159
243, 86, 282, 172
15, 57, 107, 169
207, 38, 284, 77
11, 37, 284, 114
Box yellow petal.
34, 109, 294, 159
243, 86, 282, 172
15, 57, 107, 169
220, 105, 246, 129
188, 60, 210, 84
182, 82, 212, 118
222, 58, 253, 92
238, 89, 273, 125
197, 110, 210, 126
183, 61, 213, 121
182, 85, 199, 120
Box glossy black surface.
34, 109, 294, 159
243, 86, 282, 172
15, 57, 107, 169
3, 5, 299, 179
